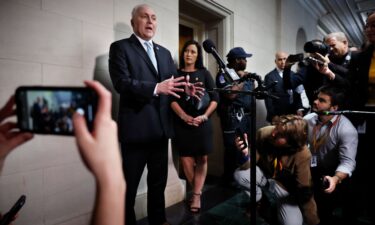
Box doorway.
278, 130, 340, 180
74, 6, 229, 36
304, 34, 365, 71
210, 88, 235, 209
177, 0, 233, 177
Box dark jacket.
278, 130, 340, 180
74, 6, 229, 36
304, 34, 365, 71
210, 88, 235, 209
109, 34, 177, 143
348, 45, 373, 110
257, 126, 320, 225
264, 68, 302, 122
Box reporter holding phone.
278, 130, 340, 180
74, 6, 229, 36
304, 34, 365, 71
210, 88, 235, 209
0, 96, 34, 173
0, 96, 33, 224
1, 80, 125, 225
72, 80, 125, 225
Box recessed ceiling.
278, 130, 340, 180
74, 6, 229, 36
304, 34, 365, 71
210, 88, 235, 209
299, 0, 375, 47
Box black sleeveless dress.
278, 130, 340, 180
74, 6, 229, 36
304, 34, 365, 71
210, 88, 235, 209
172, 69, 219, 156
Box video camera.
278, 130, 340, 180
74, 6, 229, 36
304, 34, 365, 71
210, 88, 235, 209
287, 53, 326, 67
303, 40, 330, 56
287, 40, 330, 66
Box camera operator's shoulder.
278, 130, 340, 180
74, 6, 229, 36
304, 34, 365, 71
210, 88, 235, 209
339, 115, 358, 134
297, 145, 312, 160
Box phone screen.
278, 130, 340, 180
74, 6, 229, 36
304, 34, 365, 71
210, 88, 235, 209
15, 86, 98, 135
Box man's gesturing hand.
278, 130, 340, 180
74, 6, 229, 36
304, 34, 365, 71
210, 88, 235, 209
156, 76, 186, 98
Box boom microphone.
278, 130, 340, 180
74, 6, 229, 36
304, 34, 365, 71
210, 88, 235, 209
316, 111, 346, 115
202, 39, 225, 68
202, 39, 240, 82
317, 110, 375, 115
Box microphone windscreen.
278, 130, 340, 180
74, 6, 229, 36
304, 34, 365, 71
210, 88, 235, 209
203, 39, 215, 53
316, 111, 336, 115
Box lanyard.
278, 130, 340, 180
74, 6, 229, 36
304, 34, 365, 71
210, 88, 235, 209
272, 157, 283, 178
311, 115, 341, 153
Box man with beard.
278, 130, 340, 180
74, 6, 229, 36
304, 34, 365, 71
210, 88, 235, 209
304, 85, 357, 225
216, 47, 253, 185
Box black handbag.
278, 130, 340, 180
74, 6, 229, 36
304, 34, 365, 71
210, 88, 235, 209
194, 91, 210, 111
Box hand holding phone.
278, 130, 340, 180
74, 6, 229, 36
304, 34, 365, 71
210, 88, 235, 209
15, 86, 98, 135
0, 195, 26, 225
320, 177, 329, 190
235, 128, 248, 151
287, 53, 304, 64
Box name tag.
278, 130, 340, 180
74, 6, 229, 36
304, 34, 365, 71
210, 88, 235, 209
311, 155, 317, 167
357, 121, 366, 134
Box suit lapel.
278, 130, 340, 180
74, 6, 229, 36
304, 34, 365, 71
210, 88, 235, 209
129, 35, 159, 77
153, 43, 162, 77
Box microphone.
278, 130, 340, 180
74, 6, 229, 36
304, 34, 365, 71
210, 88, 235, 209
202, 39, 240, 82
316, 110, 349, 115
316, 110, 375, 115
202, 39, 225, 68
239, 72, 263, 84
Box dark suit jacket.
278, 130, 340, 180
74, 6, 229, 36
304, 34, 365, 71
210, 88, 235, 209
283, 63, 350, 104
264, 69, 302, 122
109, 34, 177, 143
348, 45, 373, 110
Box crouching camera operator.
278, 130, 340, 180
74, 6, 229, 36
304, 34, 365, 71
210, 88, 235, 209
234, 115, 320, 225
283, 40, 350, 106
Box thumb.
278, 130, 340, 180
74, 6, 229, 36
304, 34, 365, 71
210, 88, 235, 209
72, 112, 92, 151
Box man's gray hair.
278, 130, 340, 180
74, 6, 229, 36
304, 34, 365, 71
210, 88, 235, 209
131, 4, 150, 19
324, 32, 348, 42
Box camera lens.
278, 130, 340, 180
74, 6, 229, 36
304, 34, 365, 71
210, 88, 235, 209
304, 41, 330, 55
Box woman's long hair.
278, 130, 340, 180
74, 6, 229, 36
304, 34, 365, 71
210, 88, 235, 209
179, 40, 205, 70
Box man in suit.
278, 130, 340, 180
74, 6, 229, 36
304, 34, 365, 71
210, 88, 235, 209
108, 4, 187, 225
264, 51, 305, 124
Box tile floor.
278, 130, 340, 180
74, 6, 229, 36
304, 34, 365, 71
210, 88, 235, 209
137, 176, 250, 225
137, 175, 374, 225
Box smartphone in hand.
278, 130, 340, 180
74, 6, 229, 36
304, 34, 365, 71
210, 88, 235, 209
287, 53, 304, 64
320, 177, 330, 190
235, 128, 248, 150
15, 86, 98, 135
0, 195, 26, 225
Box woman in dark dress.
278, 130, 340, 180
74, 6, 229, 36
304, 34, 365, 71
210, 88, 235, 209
171, 40, 218, 213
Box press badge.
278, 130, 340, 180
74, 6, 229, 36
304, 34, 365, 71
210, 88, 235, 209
357, 121, 366, 134
311, 154, 317, 167
219, 75, 226, 84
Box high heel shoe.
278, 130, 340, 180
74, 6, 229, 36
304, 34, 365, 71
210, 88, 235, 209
190, 192, 201, 213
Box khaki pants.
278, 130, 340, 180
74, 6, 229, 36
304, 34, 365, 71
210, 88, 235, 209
234, 166, 304, 225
